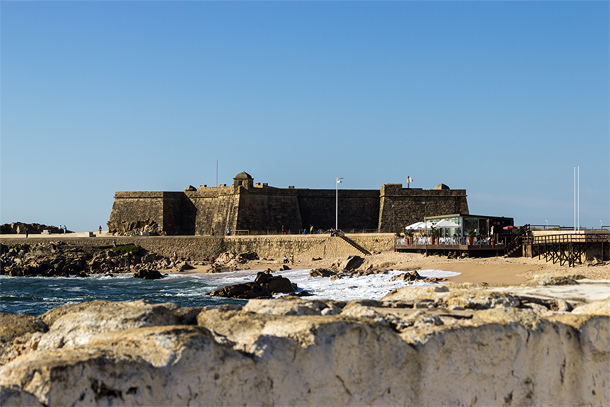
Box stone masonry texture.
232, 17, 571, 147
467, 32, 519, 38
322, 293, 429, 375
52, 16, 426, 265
0, 235, 396, 261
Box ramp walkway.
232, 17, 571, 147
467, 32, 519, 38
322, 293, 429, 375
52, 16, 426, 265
336, 231, 371, 255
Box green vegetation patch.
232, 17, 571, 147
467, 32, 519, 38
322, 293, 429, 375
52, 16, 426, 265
112, 244, 142, 255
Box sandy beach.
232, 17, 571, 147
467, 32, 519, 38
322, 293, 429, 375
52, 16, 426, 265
180, 251, 610, 285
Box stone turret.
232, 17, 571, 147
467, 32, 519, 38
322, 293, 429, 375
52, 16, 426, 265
233, 172, 254, 191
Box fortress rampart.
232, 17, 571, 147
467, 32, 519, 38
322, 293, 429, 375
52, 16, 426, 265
0, 235, 395, 261
108, 172, 469, 236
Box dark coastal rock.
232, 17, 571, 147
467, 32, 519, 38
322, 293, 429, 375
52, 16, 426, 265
208, 283, 272, 299
238, 252, 259, 261
267, 276, 295, 294
389, 271, 422, 282
310, 268, 336, 278
338, 255, 364, 271
0, 222, 70, 235
207, 273, 296, 299
254, 270, 273, 284
388, 271, 447, 284
133, 269, 164, 280
174, 262, 194, 272
1, 242, 173, 277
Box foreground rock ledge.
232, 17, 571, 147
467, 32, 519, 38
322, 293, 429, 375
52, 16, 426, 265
0, 283, 609, 407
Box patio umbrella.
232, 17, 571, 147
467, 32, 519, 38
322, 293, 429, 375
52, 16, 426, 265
434, 220, 461, 228
405, 222, 425, 230
406, 221, 434, 230
503, 225, 518, 230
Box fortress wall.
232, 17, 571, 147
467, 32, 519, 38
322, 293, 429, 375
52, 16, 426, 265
163, 193, 196, 235
296, 190, 380, 232
186, 187, 237, 236
107, 192, 166, 235
0, 235, 396, 261
108, 178, 469, 236
378, 186, 469, 232
235, 188, 303, 233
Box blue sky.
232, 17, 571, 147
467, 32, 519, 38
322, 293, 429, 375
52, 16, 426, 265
1, 1, 608, 232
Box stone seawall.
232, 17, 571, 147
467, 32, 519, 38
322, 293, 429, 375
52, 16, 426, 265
0, 234, 396, 261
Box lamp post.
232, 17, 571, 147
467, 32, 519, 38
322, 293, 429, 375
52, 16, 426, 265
336, 177, 343, 231
422, 202, 427, 256
392, 204, 395, 234
546, 218, 548, 229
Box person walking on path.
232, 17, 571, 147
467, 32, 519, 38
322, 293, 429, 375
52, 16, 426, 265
310, 225, 314, 235
290, 254, 294, 265
63, 226, 67, 234
25, 228, 28, 239
99, 226, 102, 235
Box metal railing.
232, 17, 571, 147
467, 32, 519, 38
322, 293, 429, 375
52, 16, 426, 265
396, 237, 497, 246
227, 228, 382, 236
532, 234, 609, 245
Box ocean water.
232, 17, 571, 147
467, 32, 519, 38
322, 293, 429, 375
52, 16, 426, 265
0, 269, 459, 316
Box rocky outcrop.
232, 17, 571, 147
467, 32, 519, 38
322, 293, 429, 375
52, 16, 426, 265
309, 268, 336, 278
0, 222, 69, 235
132, 268, 164, 279
389, 270, 447, 284
0, 284, 608, 406
0, 242, 171, 277
203, 251, 261, 273
108, 219, 161, 236
207, 271, 296, 299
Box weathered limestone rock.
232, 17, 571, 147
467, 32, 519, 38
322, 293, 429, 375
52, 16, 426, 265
0, 313, 48, 366
34, 300, 200, 351
1, 285, 608, 406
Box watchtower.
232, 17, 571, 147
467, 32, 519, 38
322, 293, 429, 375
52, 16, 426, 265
233, 171, 254, 191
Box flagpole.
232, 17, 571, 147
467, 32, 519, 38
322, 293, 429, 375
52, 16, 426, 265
577, 165, 580, 232
574, 167, 576, 231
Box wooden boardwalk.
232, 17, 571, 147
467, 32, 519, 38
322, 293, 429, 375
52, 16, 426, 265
531, 234, 609, 267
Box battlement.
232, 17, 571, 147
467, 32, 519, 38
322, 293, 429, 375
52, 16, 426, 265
108, 173, 469, 235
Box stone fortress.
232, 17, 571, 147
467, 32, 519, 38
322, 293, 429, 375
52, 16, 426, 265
108, 172, 469, 236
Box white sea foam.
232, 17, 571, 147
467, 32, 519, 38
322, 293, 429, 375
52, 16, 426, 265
192, 268, 460, 301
